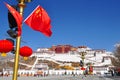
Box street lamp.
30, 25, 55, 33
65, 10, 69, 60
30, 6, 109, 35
12, 0, 32, 80
79, 51, 87, 75
80, 51, 87, 67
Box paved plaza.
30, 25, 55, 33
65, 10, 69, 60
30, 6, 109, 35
0, 75, 120, 80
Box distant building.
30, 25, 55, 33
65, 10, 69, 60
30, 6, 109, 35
51, 45, 73, 53
2, 44, 114, 76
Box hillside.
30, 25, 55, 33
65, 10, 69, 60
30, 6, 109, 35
0, 54, 81, 71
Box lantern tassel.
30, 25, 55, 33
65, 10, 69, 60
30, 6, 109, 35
23, 57, 28, 60
1, 52, 7, 57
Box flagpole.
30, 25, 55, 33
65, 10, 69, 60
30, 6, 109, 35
12, 0, 25, 80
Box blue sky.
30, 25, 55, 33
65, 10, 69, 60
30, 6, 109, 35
0, 0, 120, 51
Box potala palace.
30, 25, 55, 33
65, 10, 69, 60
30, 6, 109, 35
2, 45, 114, 76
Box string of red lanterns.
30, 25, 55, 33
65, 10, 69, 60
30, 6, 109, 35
0, 39, 32, 60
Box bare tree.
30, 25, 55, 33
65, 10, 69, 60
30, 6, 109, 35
111, 44, 120, 67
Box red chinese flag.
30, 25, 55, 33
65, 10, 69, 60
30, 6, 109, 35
89, 66, 93, 72
4, 2, 23, 36
24, 5, 52, 37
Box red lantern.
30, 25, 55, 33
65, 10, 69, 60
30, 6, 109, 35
20, 46, 33, 60
0, 39, 13, 57
81, 67, 86, 70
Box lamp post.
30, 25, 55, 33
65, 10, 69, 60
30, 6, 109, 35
12, 0, 32, 80
80, 51, 87, 75
80, 51, 86, 67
